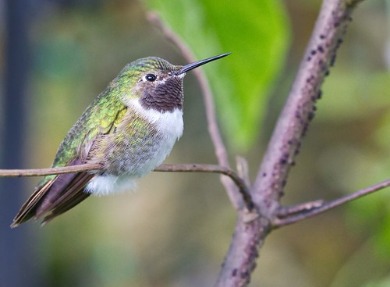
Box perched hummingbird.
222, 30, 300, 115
11, 53, 229, 227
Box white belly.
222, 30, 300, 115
86, 99, 183, 196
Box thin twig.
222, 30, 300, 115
155, 164, 254, 210
0, 163, 253, 208
277, 199, 325, 218
0, 163, 102, 177
147, 12, 244, 210
274, 179, 390, 227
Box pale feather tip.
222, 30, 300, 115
86, 175, 137, 196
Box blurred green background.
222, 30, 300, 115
1, 0, 390, 286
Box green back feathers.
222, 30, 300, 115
47, 57, 178, 175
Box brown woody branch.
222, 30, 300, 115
252, 0, 360, 214
215, 0, 366, 286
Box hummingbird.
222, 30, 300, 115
11, 53, 229, 227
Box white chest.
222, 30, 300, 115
134, 99, 184, 142
131, 99, 184, 172
86, 99, 183, 196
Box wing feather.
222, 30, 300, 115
10, 180, 55, 227
11, 89, 128, 227
11, 159, 94, 227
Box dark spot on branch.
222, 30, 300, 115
294, 142, 301, 156
232, 268, 238, 277
333, 13, 341, 28
324, 69, 330, 76
308, 110, 315, 121
279, 153, 289, 165
279, 158, 287, 165
301, 123, 309, 137
330, 53, 337, 66
241, 271, 249, 279
336, 38, 344, 49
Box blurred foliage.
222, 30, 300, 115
146, 0, 289, 151
1, 0, 390, 287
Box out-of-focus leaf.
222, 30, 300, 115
363, 276, 390, 287
320, 71, 390, 122
146, 0, 289, 150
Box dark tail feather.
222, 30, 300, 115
11, 179, 55, 227
11, 172, 93, 228
38, 172, 92, 224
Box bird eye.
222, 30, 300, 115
145, 74, 157, 82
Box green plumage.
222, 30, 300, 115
11, 53, 229, 227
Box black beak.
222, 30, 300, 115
175, 53, 230, 75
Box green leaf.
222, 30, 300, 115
146, 0, 289, 151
